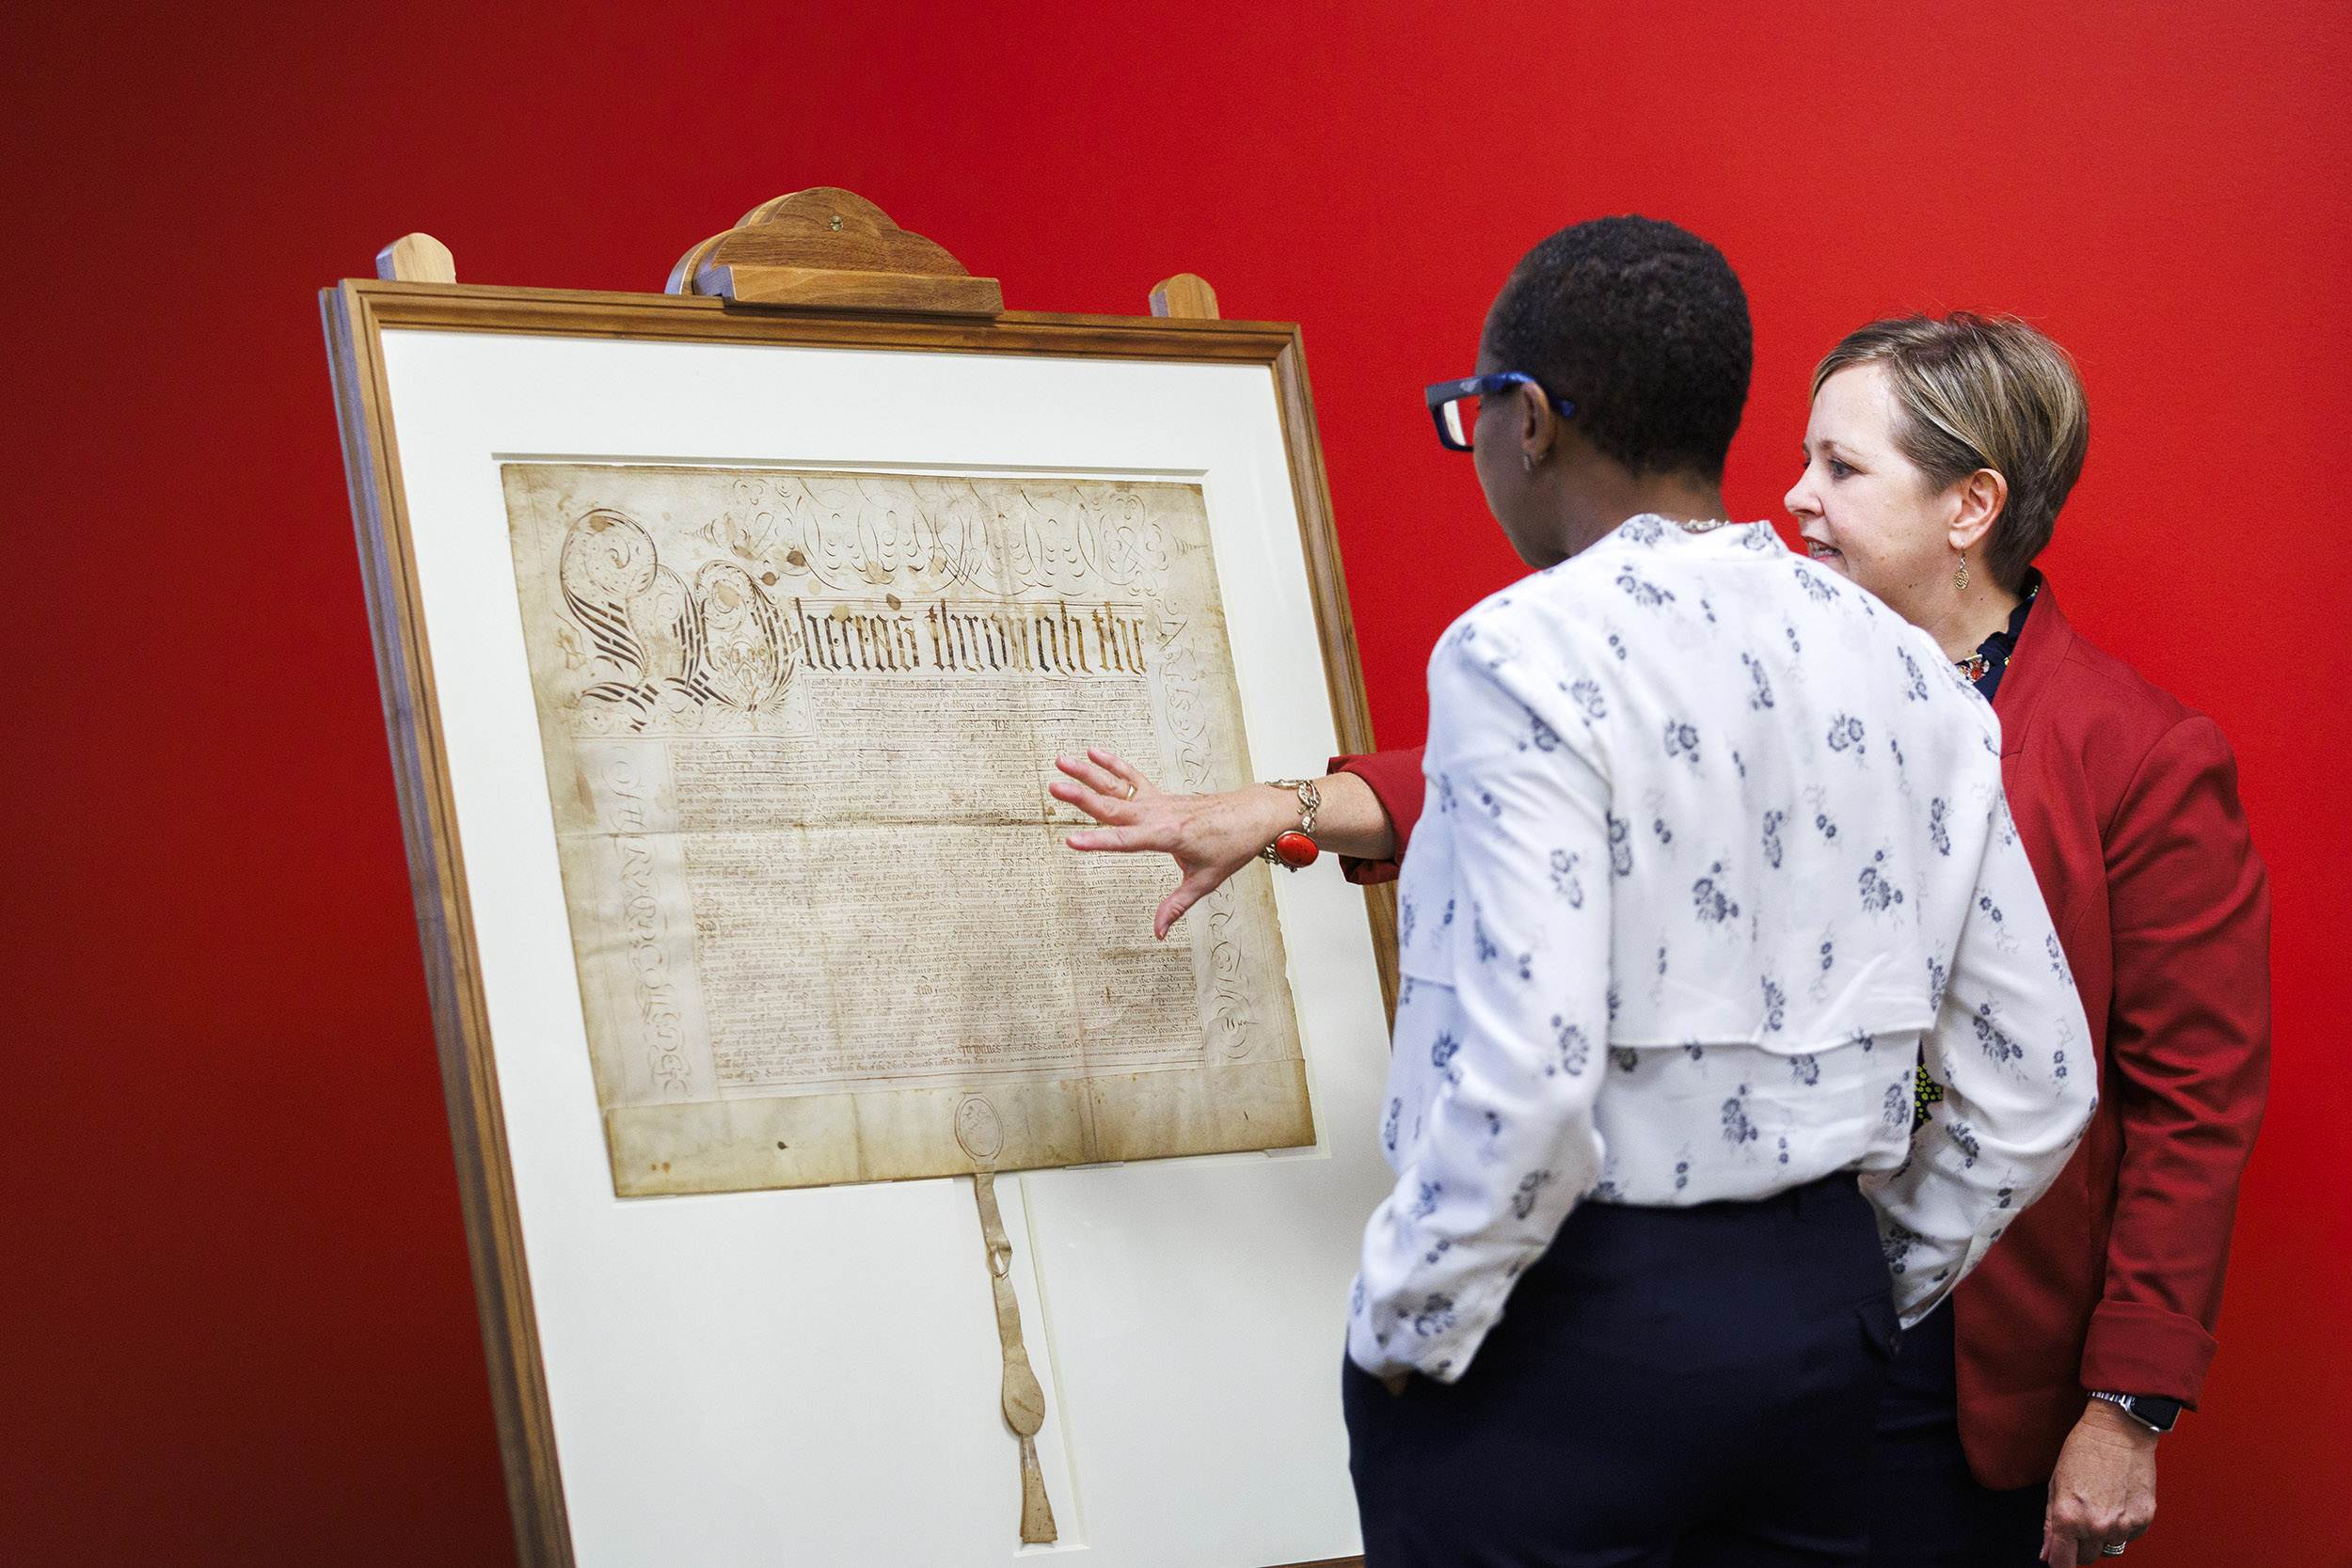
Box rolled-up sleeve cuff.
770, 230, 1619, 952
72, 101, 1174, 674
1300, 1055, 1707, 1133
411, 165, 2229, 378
1347, 1268, 1517, 1386
2078, 1298, 2218, 1405
1328, 749, 1422, 885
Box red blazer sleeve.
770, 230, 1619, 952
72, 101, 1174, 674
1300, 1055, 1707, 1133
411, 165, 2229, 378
1326, 746, 1425, 885
2079, 715, 2271, 1403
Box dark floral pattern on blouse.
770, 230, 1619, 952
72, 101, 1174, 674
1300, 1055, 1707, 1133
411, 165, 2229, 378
1409, 1293, 1456, 1337
1510, 1170, 1556, 1218
1972, 1003, 2023, 1066
1551, 1019, 1591, 1076
1348, 515, 2092, 1386
1663, 719, 1701, 767
1793, 563, 1840, 602
1859, 849, 1907, 913
1883, 1220, 1921, 1274
1897, 645, 1931, 701
1615, 568, 1675, 607
1471, 916, 1500, 964
1692, 863, 1740, 924
1549, 849, 1584, 908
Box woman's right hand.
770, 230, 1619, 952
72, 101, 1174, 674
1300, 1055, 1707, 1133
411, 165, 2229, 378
1050, 749, 1296, 940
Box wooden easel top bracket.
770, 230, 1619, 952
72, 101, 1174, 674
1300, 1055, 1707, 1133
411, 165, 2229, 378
664, 187, 1005, 316
373, 188, 1224, 328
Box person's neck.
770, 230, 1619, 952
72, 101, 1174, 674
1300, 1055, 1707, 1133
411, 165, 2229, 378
1608, 469, 1728, 531
1556, 470, 1730, 558
1917, 578, 2025, 663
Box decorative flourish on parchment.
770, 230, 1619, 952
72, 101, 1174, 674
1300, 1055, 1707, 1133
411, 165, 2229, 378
560, 509, 794, 735
695, 473, 1171, 600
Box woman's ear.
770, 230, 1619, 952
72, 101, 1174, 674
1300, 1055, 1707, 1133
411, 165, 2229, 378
1948, 467, 2009, 553
1516, 377, 1558, 464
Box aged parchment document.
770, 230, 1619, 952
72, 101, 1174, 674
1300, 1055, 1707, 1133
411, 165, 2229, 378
503, 465, 1312, 1196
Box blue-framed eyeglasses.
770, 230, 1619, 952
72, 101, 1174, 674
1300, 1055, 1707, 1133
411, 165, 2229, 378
1424, 372, 1577, 452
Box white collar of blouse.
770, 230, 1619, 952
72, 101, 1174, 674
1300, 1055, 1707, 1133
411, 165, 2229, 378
1615, 515, 1781, 550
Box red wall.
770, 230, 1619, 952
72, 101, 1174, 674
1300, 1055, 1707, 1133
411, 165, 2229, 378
5, 2, 2344, 1562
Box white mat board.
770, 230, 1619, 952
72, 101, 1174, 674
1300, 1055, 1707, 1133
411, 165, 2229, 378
378, 328, 1395, 1568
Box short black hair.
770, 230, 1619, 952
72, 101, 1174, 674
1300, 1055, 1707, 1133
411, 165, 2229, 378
1485, 215, 1752, 481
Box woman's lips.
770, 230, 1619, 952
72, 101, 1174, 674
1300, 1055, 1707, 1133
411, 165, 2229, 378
1806, 540, 1844, 562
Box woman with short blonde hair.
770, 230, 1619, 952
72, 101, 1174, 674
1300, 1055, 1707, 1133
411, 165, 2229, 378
1809, 312, 2087, 595
1786, 312, 2268, 1568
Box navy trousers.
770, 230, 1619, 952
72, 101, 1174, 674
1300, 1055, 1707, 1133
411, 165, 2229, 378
1344, 1172, 1900, 1568
1864, 1302, 2044, 1567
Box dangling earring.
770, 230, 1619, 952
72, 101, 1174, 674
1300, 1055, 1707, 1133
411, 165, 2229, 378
1954, 560, 1970, 592
1522, 452, 1534, 474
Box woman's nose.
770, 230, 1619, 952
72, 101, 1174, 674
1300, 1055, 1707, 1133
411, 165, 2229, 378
1783, 476, 1812, 517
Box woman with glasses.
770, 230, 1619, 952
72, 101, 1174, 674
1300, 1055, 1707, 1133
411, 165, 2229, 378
1054, 216, 2095, 1566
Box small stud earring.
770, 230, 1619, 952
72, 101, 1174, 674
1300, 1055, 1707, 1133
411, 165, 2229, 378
1522, 452, 1534, 474
1954, 560, 1970, 592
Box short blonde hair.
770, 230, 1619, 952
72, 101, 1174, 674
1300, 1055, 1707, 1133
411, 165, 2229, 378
1812, 313, 2089, 592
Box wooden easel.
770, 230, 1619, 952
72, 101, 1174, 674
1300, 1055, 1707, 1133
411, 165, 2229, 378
357, 188, 1380, 1568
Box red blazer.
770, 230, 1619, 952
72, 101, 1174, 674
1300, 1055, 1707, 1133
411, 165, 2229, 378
1330, 580, 2269, 1489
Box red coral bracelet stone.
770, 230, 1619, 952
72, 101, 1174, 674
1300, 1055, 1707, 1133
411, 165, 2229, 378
1273, 831, 1320, 868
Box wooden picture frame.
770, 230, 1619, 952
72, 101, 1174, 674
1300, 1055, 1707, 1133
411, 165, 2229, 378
322, 201, 1395, 1567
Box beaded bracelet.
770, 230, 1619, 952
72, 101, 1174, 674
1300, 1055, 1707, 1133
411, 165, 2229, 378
1259, 778, 1322, 869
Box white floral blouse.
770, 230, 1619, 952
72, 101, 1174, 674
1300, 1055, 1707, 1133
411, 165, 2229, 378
1347, 517, 2096, 1384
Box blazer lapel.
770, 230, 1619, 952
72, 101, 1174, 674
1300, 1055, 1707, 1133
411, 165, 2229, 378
1993, 580, 2075, 757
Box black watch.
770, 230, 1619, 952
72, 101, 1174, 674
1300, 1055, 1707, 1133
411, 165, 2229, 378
2088, 1389, 2183, 1433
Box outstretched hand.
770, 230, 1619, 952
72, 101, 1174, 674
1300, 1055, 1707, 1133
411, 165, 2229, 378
1050, 749, 1288, 940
